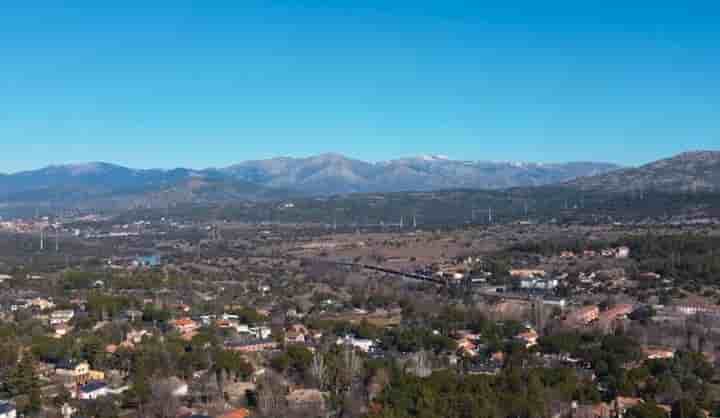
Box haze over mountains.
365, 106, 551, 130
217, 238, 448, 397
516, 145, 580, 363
0, 151, 718, 214
0, 154, 618, 202
224, 153, 620, 194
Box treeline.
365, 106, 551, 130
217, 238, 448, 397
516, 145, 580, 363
618, 234, 720, 284
110, 187, 720, 227
509, 232, 720, 285
370, 366, 598, 418
370, 331, 719, 418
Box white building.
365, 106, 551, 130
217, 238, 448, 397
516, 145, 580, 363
50, 310, 75, 325
126, 329, 150, 344
78, 382, 109, 400
0, 402, 16, 418
542, 297, 568, 308
520, 278, 559, 290
336, 335, 375, 353
250, 326, 272, 339
615, 246, 630, 259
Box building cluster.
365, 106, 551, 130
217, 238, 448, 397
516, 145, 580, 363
559, 246, 631, 260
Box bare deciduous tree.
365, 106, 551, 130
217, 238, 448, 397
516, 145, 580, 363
311, 351, 328, 391
148, 380, 181, 418
257, 371, 287, 418
341, 346, 363, 393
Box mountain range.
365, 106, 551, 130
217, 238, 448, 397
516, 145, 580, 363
566, 151, 720, 193
0, 154, 618, 203
1, 151, 719, 214
223, 153, 620, 194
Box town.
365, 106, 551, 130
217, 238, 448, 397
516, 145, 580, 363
2, 3, 719, 418
0, 211, 719, 418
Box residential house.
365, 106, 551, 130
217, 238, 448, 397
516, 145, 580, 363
126, 329, 150, 344
251, 326, 272, 340
288, 324, 309, 335
236, 324, 272, 339
435, 266, 467, 282
50, 310, 75, 326
218, 408, 250, 418
615, 247, 630, 259
215, 319, 236, 329
520, 278, 559, 291
78, 381, 109, 400
491, 351, 505, 364
510, 269, 546, 279
9, 300, 31, 312
285, 331, 306, 345
566, 305, 600, 326
60, 403, 76, 418
642, 346, 675, 360
597, 304, 634, 331
456, 337, 479, 357
579, 272, 597, 285
285, 324, 309, 344
573, 402, 612, 418
175, 304, 191, 314
53, 324, 71, 338
55, 360, 91, 386
0, 402, 16, 418
612, 397, 643, 418
287, 389, 327, 413
675, 303, 720, 317
170, 318, 199, 334
30, 297, 55, 311
601, 249, 615, 258
515, 329, 539, 348
122, 309, 143, 322
336, 335, 375, 353
35, 362, 56, 378
89, 370, 105, 382
226, 339, 278, 353
467, 362, 502, 376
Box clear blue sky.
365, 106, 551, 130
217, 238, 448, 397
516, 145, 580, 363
1, 1, 718, 173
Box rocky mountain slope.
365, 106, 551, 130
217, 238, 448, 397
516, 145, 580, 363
223, 153, 620, 194
0, 155, 620, 206
566, 151, 720, 193
0, 163, 290, 209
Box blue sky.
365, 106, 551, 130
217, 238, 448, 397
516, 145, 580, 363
1, 1, 718, 173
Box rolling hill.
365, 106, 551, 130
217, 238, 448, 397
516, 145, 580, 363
566, 151, 720, 193
0, 163, 293, 212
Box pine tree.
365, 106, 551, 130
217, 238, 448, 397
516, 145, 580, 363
7, 352, 41, 413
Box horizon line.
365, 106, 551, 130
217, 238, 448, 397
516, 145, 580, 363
0, 152, 639, 176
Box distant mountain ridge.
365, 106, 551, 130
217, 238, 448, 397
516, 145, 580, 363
0, 154, 618, 200
2, 151, 720, 218
566, 151, 720, 193
0, 163, 291, 210
223, 153, 620, 194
